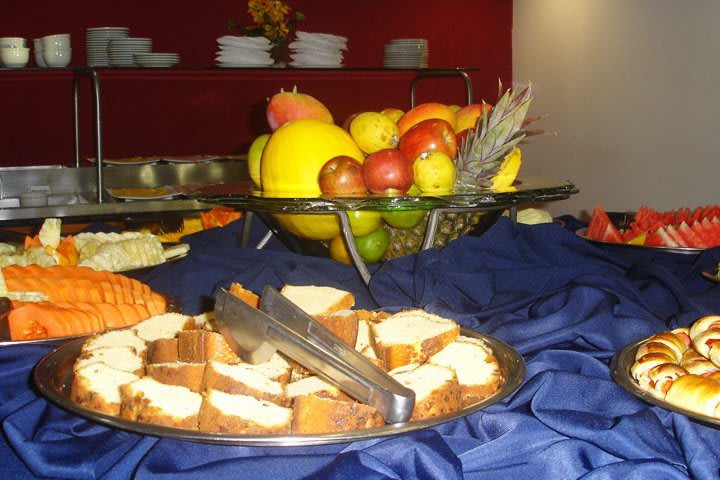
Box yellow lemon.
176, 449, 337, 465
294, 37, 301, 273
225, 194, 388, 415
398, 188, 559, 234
261, 118, 364, 195
329, 235, 352, 264
380, 107, 405, 124
247, 133, 270, 188
413, 151, 456, 193
349, 112, 400, 154
274, 213, 341, 241
490, 147, 522, 191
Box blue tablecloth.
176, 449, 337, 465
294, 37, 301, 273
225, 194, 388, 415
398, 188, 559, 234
2, 217, 720, 479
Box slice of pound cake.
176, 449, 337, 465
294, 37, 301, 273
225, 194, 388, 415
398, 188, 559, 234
279, 285, 355, 316
71, 362, 139, 415
119, 377, 202, 429
73, 345, 145, 376
202, 360, 289, 407
371, 310, 460, 371
428, 335, 503, 406
198, 389, 292, 434
291, 395, 384, 434
389, 362, 461, 420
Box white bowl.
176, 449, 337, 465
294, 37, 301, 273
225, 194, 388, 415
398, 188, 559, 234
42, 33, 71, 50
1, 47, 29, 68
0, 37, 26, 49
43, 48, 71, 67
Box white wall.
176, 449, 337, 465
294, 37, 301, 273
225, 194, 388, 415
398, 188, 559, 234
513, 0, 720, 219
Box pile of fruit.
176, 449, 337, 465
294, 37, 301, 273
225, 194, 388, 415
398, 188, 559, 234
586, 204, 720, 248
247, 84, 537, 263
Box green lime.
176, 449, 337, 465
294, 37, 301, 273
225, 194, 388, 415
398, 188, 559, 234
381, 210, 426, 229
354, 227, 390, 263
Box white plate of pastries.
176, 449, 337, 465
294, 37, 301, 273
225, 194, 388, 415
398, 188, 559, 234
613, 314, 720, 427
34, 284, 525, 445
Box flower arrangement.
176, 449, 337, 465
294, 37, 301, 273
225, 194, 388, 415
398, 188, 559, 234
228, 0, 305, 64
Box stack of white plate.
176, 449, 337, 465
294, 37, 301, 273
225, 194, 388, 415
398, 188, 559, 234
108, 37, 152, 67
383, 38, 428, 69
86, 27, 129, 66
134, 52, 180, 68
215, 36, 273, 67
289, 31, 347, 68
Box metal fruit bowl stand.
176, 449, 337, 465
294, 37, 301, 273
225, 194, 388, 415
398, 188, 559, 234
193, 176, 579, 285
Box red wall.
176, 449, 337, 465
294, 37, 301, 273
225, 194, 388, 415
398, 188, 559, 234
0, 1, 512, 166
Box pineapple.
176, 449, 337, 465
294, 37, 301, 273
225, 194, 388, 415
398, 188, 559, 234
384, 81, 536, 259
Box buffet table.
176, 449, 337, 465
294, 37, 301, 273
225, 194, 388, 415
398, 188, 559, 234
2, 215, 720, 479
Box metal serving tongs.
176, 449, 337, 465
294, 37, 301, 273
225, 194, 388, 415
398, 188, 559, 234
214, 285, 415, 424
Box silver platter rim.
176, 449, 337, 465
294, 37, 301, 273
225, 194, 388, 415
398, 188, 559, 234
33, 327, 526, 446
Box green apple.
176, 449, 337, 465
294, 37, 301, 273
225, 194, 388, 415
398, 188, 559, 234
354, 227, 389, 263
247, 133, 270, 188
381, 210, 426, 229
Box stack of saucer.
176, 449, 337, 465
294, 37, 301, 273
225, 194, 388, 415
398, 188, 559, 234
108, 37, 152, 67
215, 36, 273, 67
383, 38, 428, 69
86, 27, 128, 66
134, 52, 180, 68
289, 31, 347, 68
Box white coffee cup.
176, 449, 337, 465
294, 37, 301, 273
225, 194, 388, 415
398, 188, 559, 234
43, 48, 71, 68
41, 33, 70, 50
0, 37, 26, 49
1, 47, 30, 68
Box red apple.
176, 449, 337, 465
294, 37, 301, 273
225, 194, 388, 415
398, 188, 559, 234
398, 118, 458, 163
318, 155, 367, 196
341, 112, 360, 132
363, 148, 413, 194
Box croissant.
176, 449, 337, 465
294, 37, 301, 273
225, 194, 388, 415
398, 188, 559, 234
646, 363, 688, 397
664, 374, 720, 417
631, 330, 690, 387
688, 315, 720, 366
680, 348, 719, 376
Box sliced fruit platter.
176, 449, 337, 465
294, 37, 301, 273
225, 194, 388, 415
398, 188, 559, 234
0, 264, 171, 343
581, 204, 720, 251
0, 218, 190, 273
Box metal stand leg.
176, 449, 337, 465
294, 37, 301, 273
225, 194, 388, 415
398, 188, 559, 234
337, 211, 372, 286
410, 69, 473, 108
90, 69, 104, 203
72, 75, 80, 168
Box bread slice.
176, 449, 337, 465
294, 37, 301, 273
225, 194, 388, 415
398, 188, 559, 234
119, 377, 202, 429
146, 338, 179, 364
280, 285, 355, 316
177, 329, 241, 364
71, 362, 139, 415
228, 282, 260, 308
291, 395, 384, 434
428, 335, 503, 405
132, 312, 197, 342
81, 329, 147, 359
74, 345, 145, 376
355, 319, 384, 369
198, 389, 293, 434
665, 374, 720, 417
371, 310, 460, 370
202, 360, 289, 407
146, 362, 207, 392
238, 352, 292, 385
389, 363, 461, 420
313, 309, 359, 347
286, 375, 352, 402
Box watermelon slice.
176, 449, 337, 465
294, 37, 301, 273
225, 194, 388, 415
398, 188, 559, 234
645, 226, 678, 247
601, 223, 624, 243
587, 205, 615, 241
664, 225, 688, 247
677, 221, 707, 248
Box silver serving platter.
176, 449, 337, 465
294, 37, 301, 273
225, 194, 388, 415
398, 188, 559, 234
33, 328, 525, 446
576, 228, 704, 255
611, 337, 720, 429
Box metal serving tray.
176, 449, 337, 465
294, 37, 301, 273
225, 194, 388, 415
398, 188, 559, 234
33, 327, 526, 446
611, 338, 720, 429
